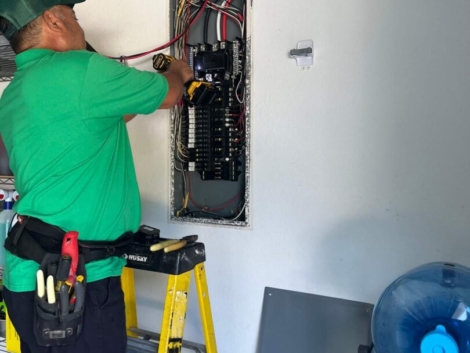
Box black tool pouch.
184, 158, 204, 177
34, 253, 87, 347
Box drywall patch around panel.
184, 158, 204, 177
169, 0, 252, 227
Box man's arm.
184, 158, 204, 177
82, 54, 191, 120
123, 60, 193, 121
124, 114, 137, 123
85, 44, 189, 115
159, 60, 194, 109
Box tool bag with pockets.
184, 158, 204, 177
34, 252, 87, 346
4, 216, 133, 347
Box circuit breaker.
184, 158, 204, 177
169, 0, 251, 227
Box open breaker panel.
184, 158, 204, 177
169, 0, 251, 227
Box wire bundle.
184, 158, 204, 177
109, 0, 245, 61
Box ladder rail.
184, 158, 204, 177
158, 272, 191, 353
194, 264, 218, 353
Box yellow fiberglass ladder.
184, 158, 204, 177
118, 225, 217, 353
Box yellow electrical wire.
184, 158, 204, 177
177, 0, 186, 17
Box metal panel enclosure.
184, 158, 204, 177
258, 287, 374, 353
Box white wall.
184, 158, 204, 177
3, 0, 470, 352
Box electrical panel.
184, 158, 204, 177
169, 0, 251, 227
186, 41, 243, 182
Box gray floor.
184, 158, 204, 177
0, 334, 198, 352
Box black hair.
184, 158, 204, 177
0, 16, 42, 54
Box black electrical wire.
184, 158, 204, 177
182, 210, 227, 220
203, 8, 211, 43
182, 201, 246, 220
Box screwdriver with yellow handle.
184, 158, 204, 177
153, 54, 216, 105
36, 270, 45, 299
149, 239, 180, 252
149, 235, 199, 253
164, 235, 198, 253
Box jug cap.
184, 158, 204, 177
420, 325, 458, 353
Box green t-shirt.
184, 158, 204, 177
0, 49, 168, 292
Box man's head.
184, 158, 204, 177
0, 1, 86, 54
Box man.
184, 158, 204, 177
0, 1, 193, 352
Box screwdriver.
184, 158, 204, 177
150, 239, 180, 252
46, 275, 56, 304
36, 270, 45, 299
164, 235, 198, 253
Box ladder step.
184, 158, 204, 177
129, 327, 206, 353
127, 337, 158, 353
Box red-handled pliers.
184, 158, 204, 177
61, 231, 79, 286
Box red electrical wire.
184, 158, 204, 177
109, 0, 210, 60
234, 107, 245, 127
221, 0, 234, 41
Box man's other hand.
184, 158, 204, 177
168, 60, 194, 85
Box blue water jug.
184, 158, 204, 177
372, 262, 470, 353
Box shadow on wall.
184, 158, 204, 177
314, 213, 470, 304
140, 197, 166, 227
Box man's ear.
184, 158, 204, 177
41, 10, 64, 33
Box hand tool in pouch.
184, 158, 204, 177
61, 231, 79, 286
73, 277, 85, 313
36, 270, 45, 299
59, 285, 69, 316
69, 275, 84, 305
55, 255, 72, 291
46, 275, 55, 304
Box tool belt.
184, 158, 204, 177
4, 216, 134, 347
4, 216, 133, 265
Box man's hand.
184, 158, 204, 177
167, 60, 194, 85
159, 60, 195, 109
